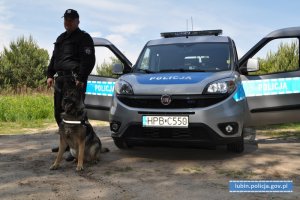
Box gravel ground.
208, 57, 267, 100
0, 124, 299, 200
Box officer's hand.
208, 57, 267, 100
76, 80, 85, 88
47, 78, 54, 88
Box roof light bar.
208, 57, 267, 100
160, 30, 223, 38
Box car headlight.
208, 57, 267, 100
115, 80, 134, 95
204, 79, 236, 94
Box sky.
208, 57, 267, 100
0, 0, 300, 64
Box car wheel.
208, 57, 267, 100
113, 137, 132, 149
227, 139, 244, 153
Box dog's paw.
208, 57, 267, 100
76, 165, 84, 171
101, 147, 110, 153
50, 164, 59, 170
93, 160, 98, 164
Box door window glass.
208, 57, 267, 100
91, 47, 123, 78
249, 38, 299, 75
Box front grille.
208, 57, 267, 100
117, 94, 229, 109
123, 124, 215, 141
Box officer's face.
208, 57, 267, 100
64, 18, 79, 32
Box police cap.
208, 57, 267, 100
62, 9, 79, 19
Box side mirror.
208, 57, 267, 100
112, 63, 124, 75
246, 58, 259, 72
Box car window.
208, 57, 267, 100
91, 46, 123, 78
249, 38, 299, 75
136, 43, 231, 72
140, 48, 150, 70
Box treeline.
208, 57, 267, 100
0, 36, 49, 93
95, 56, 121, 78
0, 36, 120, 94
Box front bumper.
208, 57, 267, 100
109, 93, 246, 145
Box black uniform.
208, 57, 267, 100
47, 28, 95, 125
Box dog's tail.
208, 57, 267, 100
100, 147, 110, 153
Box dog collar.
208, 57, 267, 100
62, 119, 82, 125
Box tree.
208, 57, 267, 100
252, 40, 299, 75
96, 56, 122, 78
0, 36, 49, 92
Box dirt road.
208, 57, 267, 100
0, 124, 299, 200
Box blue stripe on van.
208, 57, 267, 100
233, 83, 246, 101
85, 81, 115, 96
136, 72, 213, 84
242, 77, 300, 97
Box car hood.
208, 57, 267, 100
119, 71, 236, 95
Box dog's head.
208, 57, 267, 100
62, 81, 85, 115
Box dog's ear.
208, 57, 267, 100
70, 81, 77, 88
62, 80, 76, 93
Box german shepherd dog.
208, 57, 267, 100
50, 79, 109, 171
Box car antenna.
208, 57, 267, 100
191, 16, 193, 31
186, 19, 189, 38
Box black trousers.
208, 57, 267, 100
54, 76, 87, 126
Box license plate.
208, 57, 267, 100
142, 116, 189, 128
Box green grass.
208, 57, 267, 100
256, 123, 300, 139
0, 94, 55, 134
259, 123, 300, 131
0, 94, 54, 122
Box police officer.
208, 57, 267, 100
47, 9, 95, 157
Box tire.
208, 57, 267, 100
227, 139, 244, 153
113, 137, 132, 149
243, 127, 256, 142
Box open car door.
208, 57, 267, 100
239, 27, 300, 126
85, 38, 132, 121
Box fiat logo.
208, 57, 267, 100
161, 94, 172, 106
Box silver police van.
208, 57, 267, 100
85, 27, 300, 153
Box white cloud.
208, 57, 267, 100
90, 32, 102, 37
122, 50, 139, 65
66, 0, 137, 13
106, 34, 126, 47
109, 24, 142, 35
0, 1, 14, 50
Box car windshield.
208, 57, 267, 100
135, 43, 232, 73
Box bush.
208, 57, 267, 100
0, 36, 49, 93
96, 56, 121, 78
251, 40, 299, 75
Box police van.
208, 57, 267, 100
85, 27, 300, 153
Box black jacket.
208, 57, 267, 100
47, 28, 95, 82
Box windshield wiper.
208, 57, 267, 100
136, 69, 155, 73
159, 68, 206, 72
